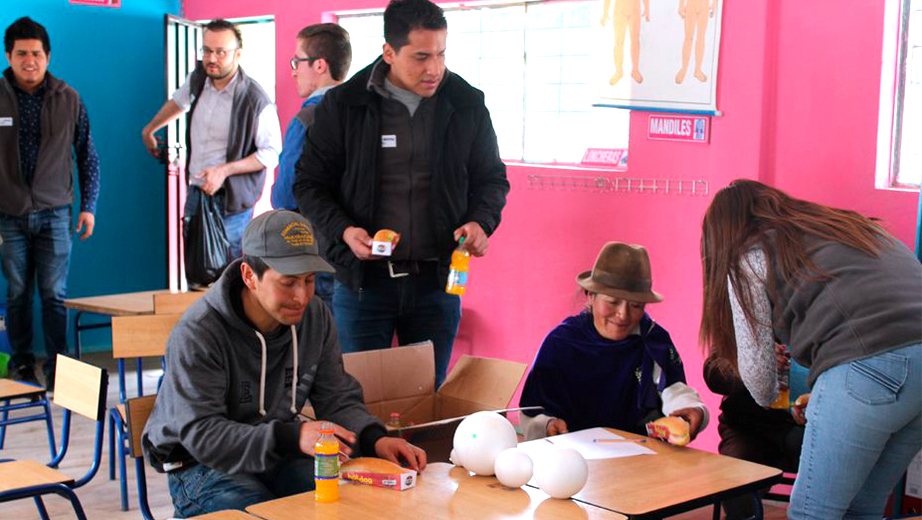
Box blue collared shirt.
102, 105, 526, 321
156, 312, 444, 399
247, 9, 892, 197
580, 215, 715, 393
14, 77, 100, 214
271, 87, 333, 211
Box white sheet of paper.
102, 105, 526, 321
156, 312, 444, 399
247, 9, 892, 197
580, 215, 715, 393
517, 427, 656, 460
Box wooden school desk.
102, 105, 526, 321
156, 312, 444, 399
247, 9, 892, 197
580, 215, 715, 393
555, 428, 783, 519
189, 511, 263, 520
64, 289, 181, 356
245, 462, 626, 520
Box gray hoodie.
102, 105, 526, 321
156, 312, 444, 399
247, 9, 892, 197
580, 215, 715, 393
142, 259, 385, 474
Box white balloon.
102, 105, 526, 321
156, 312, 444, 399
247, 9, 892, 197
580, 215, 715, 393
534, 447, 588, 499
493, 447, 534, 488
452, 411, 518, 476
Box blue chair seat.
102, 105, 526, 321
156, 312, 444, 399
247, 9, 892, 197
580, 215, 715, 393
0, 379, 57, 463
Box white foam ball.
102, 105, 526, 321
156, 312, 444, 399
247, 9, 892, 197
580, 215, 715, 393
534, 447, 588, 499
493, 447, 534, 488
452, 411, 518, 476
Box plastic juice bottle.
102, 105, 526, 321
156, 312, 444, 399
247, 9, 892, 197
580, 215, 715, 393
314, 422, 340, 503
769, 361, 791, 410
387, 412, 402, 428
445, 237, 471, 296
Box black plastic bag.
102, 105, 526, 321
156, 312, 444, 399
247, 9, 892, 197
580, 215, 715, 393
184, 193, 229, 286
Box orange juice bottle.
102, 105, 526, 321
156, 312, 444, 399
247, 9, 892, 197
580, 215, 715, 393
769, 361, 791, 410
314, 422, 340, 502
445, 237, 471, 296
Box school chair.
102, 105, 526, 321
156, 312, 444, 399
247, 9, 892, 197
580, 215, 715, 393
150, 291, 203, 391
0, 377, 56, 464
108, 313, 180, 511
764, 472, 796, 502
125, 395, 240, 520
124, 394, 157, 520
0, 355, 108, 520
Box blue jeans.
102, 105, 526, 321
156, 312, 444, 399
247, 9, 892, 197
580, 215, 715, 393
333, 265, 461, 387
184, 186, 254, 262
789, 343, 922, 519
314, 272, 334, 311
167, 458, 315, 518
0, 206, 72, 375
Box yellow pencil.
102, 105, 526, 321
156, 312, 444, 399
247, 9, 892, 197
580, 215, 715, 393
592, 438, 647, 443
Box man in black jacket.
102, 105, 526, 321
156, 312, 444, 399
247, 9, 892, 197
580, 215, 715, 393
295, 0, 509, 386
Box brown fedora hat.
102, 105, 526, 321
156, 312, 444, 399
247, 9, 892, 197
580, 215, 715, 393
576, 242, 664, 303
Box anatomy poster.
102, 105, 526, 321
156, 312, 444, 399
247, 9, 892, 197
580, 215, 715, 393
595, 0, 723, 112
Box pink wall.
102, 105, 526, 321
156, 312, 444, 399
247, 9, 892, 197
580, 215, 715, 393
185, 0, 919, 453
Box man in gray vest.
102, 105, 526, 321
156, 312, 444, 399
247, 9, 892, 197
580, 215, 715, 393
141, 19, 281, 274
0, 17, 100, 387
295, 0, 509, 386
271, 23, 351, 309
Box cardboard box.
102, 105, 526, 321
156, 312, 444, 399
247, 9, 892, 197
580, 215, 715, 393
343, 342, 527, 463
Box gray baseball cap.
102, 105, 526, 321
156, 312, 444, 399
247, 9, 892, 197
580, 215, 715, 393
242, 210, 335, 276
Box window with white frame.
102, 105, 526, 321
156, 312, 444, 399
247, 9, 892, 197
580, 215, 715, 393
337, 1, 631, 165
879, 0, 920, 189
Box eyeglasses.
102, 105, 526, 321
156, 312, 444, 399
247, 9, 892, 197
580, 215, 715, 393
200, 47, 238, 59
290, 56, 320, 70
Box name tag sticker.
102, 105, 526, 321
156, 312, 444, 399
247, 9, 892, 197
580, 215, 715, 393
0, 117, 12, 127
381, 135, 397, 148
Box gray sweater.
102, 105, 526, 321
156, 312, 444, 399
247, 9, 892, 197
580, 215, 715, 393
729, 236, 922, 405
142, 259, 384, 474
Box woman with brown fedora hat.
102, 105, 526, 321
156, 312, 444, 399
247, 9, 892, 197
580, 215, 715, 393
519, 242, 709, 441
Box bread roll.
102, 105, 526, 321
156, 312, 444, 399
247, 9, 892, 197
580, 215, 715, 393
647, 416, 690, 446
341, 457, 405, 474
373, 229, 401, 246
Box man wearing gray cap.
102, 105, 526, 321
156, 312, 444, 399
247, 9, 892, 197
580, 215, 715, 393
142, 210, 426, 517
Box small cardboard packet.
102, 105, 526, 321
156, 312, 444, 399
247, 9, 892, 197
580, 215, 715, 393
371, 229, 400, 257
371, 240, 394, 256
341, 458, 417, 491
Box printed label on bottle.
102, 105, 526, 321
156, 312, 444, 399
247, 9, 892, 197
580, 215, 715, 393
449, 271, 468, 287
315, 453, 340, 479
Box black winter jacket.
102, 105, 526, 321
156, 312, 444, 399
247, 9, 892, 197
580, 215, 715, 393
294, 58, 509, 290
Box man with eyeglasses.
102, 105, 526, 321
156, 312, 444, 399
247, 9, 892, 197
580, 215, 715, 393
271, 24, 351, 310
141, 19, 281, 282
295, 0, 509, 386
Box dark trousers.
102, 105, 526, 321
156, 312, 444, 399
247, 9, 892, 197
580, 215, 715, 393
717, 415, 804, 519
332, 262, 461, 387
0, 205, 72, 376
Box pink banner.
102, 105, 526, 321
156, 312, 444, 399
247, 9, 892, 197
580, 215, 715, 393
647, 115, 709, 143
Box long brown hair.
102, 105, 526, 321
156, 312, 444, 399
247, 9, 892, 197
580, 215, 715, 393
699, 179, 891, 365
